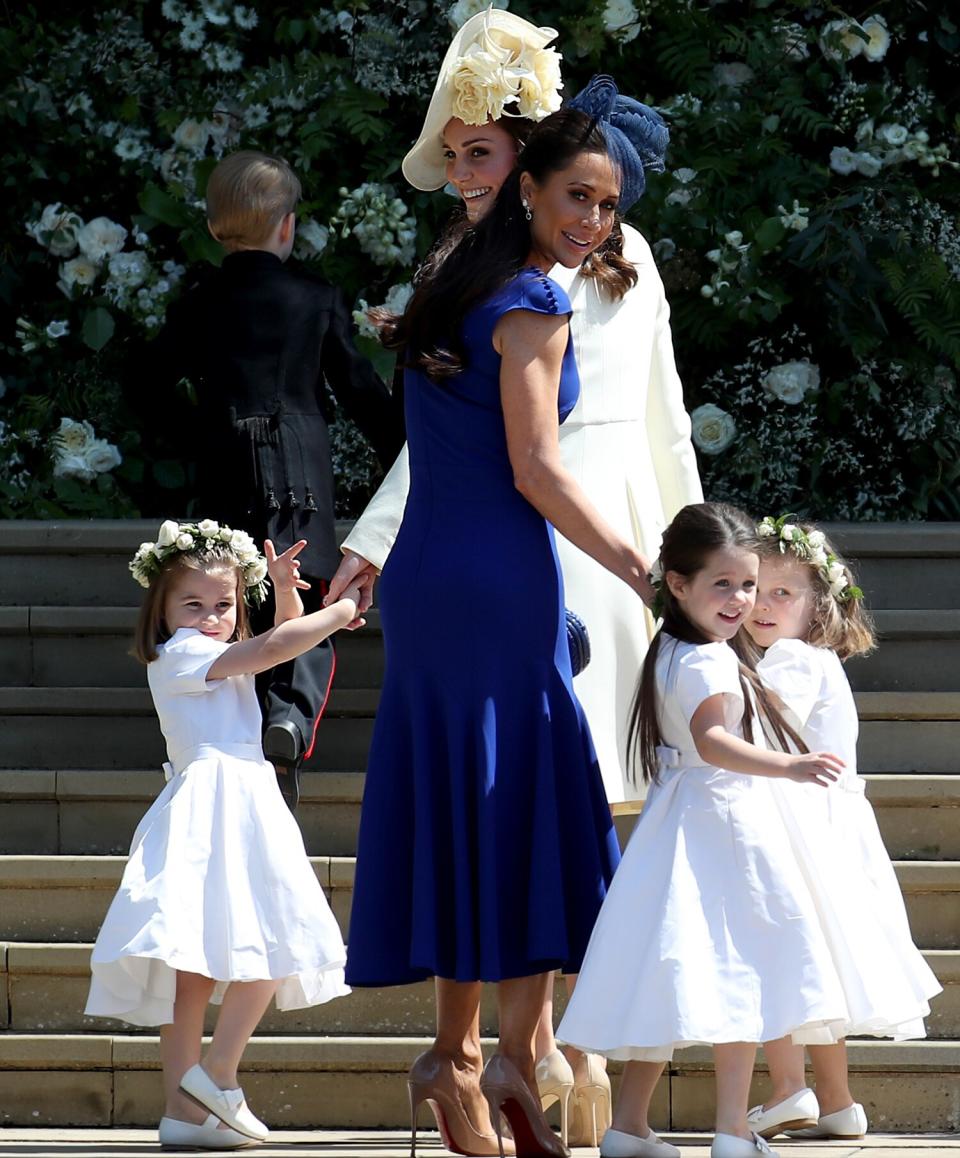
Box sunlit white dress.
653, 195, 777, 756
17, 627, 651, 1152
759, 639, 941, 1038
557, 636, 908, 1061
85, 627, 349, 1026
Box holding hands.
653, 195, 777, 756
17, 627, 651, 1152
325, 549, 378, 615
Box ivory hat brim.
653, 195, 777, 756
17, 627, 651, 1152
402, 9, 559, 192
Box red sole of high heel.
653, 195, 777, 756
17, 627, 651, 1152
498, 1096, 564, 1158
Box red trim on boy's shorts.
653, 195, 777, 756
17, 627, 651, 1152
303, 578, 334, 762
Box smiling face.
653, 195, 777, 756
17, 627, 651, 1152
163, 564, 240, 644
520, 149, 620, 270
745, 554, 817, 649
667, 545, 759, 642
442, 117, 521, 223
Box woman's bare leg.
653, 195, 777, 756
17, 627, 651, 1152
434, 977, 494, 1133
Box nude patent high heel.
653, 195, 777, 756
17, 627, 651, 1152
481, 1053, 568, 1158
567, 1053, 612, 1148
535, 1050, 574, 1147
408, 1049, 513, 1158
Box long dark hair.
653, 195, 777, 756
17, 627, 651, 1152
379, 108, 633, 379
628, 503, 808, 784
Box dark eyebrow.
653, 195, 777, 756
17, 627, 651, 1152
567, 179, 620, 201
441, 136, 495, 148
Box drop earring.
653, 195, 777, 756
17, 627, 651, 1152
522, 199, 533, 222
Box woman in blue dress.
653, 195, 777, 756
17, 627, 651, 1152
345, 82, 656, 1157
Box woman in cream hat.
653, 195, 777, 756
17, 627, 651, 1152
330, 13, 702, 1156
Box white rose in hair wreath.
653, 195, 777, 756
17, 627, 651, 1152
197, 519, 220, 537
175, 532, 194, 551
157, 520, 180, 548
246, 558, 269, 585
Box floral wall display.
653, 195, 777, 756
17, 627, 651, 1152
2, 0, 958, 520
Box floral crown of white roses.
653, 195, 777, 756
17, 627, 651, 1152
129, 519, 270, 606
448, 23, 563, 126
757, 514, 863, 603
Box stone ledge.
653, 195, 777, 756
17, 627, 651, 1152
0, 687, 379, 717
0, 520, 359, 553
821, 523, 960, 557
856, 694, 960, 721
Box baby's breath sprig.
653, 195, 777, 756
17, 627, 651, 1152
129, 519, 270, 605
757, 514, 863, 603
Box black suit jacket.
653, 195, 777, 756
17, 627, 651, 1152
144, 250, 404, 578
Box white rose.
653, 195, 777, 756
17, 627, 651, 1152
807, 530, 826, 549
827, 561, 845, 584
157, 520, 180, 547
603, 0, 640, 42
219, 528, 234, 542
829, 146, 858, 176
53, 450, 95, 482
57, 416, 95, 451
810, 548, 829, 567
173, 118, 212, 156
76, 217, 128, 263
246, 558, 268, 584
876, 123, 908, 147
59, 256, 100, 293
856, 151, 883, 177
762, 360, 820, 405
781, 524, 797, 541
197, 518, 220, 537
820, 19, 864, 61
84, 438, 122, 474
861, 14, 890, 61
176, 532, 195, 551
230, 529, 257, 555
691, 403, 737, 456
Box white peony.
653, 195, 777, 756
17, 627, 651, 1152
603, 0, 640, 43
59, 256, 100, 294
762, 360, 820, 405
173, 118, 212, 156
108, 250, 151, 289
176, 532, 195, 551
157, 520, 180, 547
829, 146, 858, 176
84, 438, 122, 474
27, 203, 83, 257
691, 403, 737, 456
76, 217, 128, 263
57, 417, 94, 452
197, 518, 220, 537
861, 14, 890, 61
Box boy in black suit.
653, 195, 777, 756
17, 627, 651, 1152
150, 151, 404, 809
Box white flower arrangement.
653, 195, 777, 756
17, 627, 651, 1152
756, 514, 863, 602
447, 21, 562, 126
129, 519, 270, 605
52, 417, 122, 483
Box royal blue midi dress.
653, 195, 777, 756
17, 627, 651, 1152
345, 269, 621, 987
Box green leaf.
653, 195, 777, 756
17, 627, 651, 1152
754, 217, 786, 253
82, 307, 115, 352
139, 182, 194, 229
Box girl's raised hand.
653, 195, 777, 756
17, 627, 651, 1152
264, 539, 312, 594
782, 751, 844, 787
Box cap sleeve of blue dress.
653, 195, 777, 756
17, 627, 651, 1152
149, 627, 230, 697
498, 269, 573, 321
674, 641, 743, 726
757, 638, 823, 728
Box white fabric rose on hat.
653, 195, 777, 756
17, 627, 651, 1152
691, 403, 737, 456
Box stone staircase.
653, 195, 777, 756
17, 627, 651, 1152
0, 520, 958, 1133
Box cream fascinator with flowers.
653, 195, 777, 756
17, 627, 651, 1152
402, 8, 563, 191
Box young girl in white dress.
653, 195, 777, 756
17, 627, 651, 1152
84, 520, 364, 1151
740, 516, 941, 1142
557, 502, 857, 1158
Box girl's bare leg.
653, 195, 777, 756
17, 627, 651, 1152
808, 1042, 854, 1116
761, 1035, 807, 1108
611, 1060, 667, 1136
713, 1042, 758, 1140
202, 978, 280, 1090
160, 970, 217, 1123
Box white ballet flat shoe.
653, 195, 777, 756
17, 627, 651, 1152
710, 1131, 778, 1158
600, 1126, 681, 1158
158, 1113, 255, 1149
785, 1102, 868, 1139
180, 1064, 269, 1141
746, 1087, 819, 1138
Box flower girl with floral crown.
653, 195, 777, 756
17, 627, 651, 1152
85, 520, 364, 1151
741, 516, 940, 1142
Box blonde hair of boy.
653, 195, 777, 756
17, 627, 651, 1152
205, 150, 302, 250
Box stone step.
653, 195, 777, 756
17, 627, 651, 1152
0, 1034, 956, 1131
4, 941, 957, 1039
1, 687, 957, 772
2, 521, 959, 608
4, 606, 959, 693
1, 855, 957, 948
0, 607, 384, 690
4, 770, 959, 861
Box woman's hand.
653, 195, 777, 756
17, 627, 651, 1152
265, 539, 311, 595
326, 549, 378, 613
780, 751, 844, 787
337, 579, 367, 631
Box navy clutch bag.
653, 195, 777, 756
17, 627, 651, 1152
565, 608, 591, 676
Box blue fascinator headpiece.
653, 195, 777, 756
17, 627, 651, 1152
568, 75, 669, 212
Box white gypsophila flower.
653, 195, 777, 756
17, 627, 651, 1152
296, 218, 330, 258
807, 529, 826, 549
447, 0, 508, 29
157, 520, 180, 547
777, 200, 810, 231
762, 360, 821, 405
115, 136, 144, 161
653, 238, 676, 262
58, 256, 99, 293
781, 524, 797, 541
46, 320, 69, 339
173, 118, 211, 155
861, 14, 890, 61
713, 62, 754, 90
176, 532, 194, 550
76, 217, 128, 264
603, 0, 641, 43
202, 1, 231, 24
108, 250, 151, 289
180, 26, 206, 50
27, 203, 83, 257
234, 5, 258, 28
245, 103, 269, 128
830, 146, 859, 176
53, 450, 96, 482
197, 518, 220, 537
691, 403, 737, 456
856, 151, 883, 177
820, 19, 864, 61
876, 123, 909, 147
84, 438, 122, 474
215, 45, 244, 72
246, 557, 268, 584
58, 417, 94, 452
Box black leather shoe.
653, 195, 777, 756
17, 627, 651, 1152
263, 720, 303, 764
